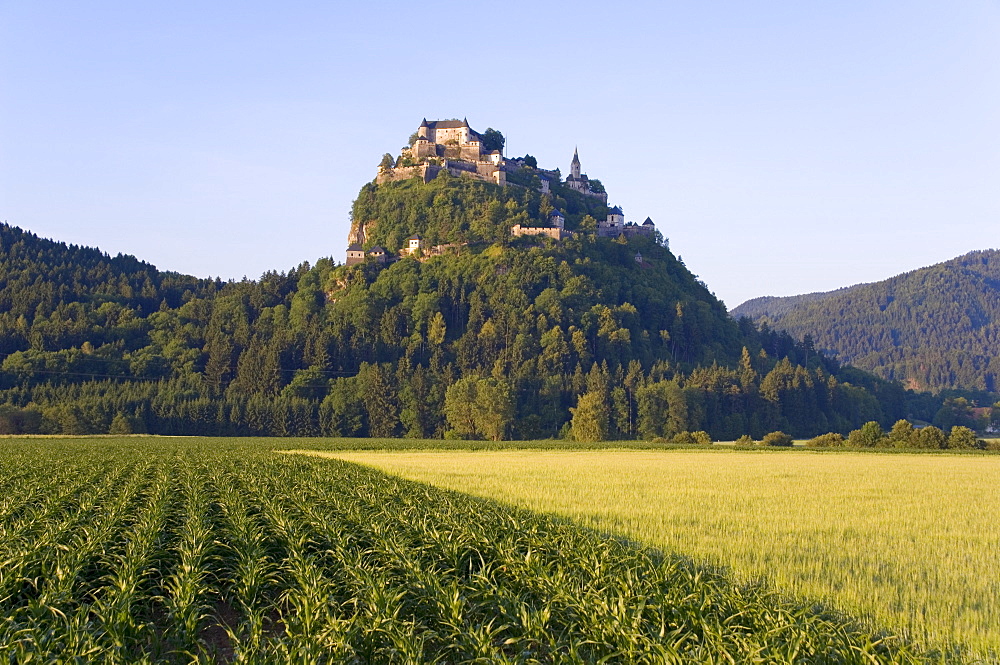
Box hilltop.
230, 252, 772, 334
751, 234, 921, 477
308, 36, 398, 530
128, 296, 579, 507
351, 118, 653, 263
731, 249, 1000, 393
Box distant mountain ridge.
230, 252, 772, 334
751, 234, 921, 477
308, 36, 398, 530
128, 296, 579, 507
730, 250, 1000, 392
732, 287, 858, 321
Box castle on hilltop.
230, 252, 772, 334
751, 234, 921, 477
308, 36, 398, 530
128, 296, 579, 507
350, 118, 657, 264
377, 118, 505, 186
411, 119, 493, 162
375, 118, 611, 204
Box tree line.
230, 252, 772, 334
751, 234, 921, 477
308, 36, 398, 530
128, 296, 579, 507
807, 420, 995, 450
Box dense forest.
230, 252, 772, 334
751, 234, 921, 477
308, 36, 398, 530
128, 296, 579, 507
0, 170, 967, 439
731, 250, 1000, 393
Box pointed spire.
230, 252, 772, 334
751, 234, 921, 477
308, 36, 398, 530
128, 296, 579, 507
462, 117, 469, 127
420, 118, 429, 127
572, 146, 580, 163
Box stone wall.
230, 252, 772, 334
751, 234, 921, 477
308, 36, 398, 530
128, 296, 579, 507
445, 160, 476, 174
598, 223, 655, 239
461, 144, 482, 161
567, 180, 608, 202
624, 225, 655, 238
376, 162, 504, 187
412, 141, 436, 160
376, 165, 442, 185
511, 224, 567, 241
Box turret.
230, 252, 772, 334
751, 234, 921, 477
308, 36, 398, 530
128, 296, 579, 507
550, 209, 566, 229
608, 206, 624, 229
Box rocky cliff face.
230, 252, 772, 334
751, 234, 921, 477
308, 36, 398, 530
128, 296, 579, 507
347, 218, 368, 246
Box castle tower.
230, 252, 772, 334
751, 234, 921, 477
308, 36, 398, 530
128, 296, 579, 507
608, 206, 624, 229
550, 209, 565, 229
597, 206, 625, 237
570, 147, 581, 179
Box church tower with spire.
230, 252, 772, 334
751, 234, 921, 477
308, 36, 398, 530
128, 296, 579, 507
564, 147, 607, 202
570, 147, 581, 179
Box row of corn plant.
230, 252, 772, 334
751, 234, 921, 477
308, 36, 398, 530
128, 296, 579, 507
90, 461, 175, 661
244, 463, 364, 662
0, 458, 150, 660
158, 457, 223, 657
213, 463, 304, 663
0, 464, 51, 523
0, 459, 134, 607
0, 461, 108, 562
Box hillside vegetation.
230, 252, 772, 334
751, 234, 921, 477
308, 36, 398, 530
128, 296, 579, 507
732, 250, 1000, 393
0, 171, 929, 438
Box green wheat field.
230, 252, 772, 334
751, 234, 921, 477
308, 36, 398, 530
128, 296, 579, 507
307, 448, 1000, 661
1, 437, 997, 663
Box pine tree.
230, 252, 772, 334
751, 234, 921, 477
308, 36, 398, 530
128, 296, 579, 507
108, 412, 132, 435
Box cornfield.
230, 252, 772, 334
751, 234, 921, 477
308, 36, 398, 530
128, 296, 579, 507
0, 438, 941, 662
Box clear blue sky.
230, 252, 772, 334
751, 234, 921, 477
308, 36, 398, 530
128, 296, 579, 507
2, 1, 998, 308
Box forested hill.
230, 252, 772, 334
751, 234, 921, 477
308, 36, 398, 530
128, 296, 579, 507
731, 249, 1000, 392
0, 223, 221, 355
0, 223, 217, 312
0, 172, 920, 439
730, 288, 856, 321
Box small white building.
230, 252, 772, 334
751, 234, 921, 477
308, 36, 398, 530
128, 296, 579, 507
406, 234, 423, 254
